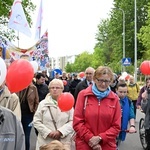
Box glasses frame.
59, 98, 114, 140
95, 78, 111, 84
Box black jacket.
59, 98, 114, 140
69, 79, 81, 96
74, 79, 88, 106
34, 83, 49, 102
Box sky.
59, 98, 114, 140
13, 0, 114, 58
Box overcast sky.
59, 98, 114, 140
13, 0, 113, 58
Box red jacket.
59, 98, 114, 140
73, 86, 121, 150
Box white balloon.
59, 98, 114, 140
30, 61, 38, 73
0, 58, 7, 86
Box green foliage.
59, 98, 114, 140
94, 0, 149, 73
65, 62, 74, 73
138, 3, 150, 59
65, 51, 93, 72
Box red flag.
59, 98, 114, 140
8, 0, 31, 37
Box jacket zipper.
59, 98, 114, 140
97, 100, 100, 133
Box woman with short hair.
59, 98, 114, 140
33, 79, 74, 150
73, 66, 121, 150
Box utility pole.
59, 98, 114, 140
119, 8, 126, 72
134, 0, 137, 82
115, 8, 126, 72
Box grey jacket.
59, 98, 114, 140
141, 90, 150, 129
0, 106, 25, 150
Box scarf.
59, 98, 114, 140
92, 83, 111, 100
119, 96, 130, 141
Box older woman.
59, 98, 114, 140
33, 79, 74, 150
73, 66, 121, 150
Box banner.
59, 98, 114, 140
2, 31, 49, 70
32, 35, 49, 70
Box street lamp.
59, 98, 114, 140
134, 0, 137, 82
115, 8, 126, 71
118, 8, 126, 72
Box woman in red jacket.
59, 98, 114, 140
73, 66, 121, 150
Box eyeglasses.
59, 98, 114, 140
96, 78, 111, 84
50, 87, 62, 90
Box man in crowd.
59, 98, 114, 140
34, 73, 49, 102
69, 73, 81, 97
74, 67, 95, 106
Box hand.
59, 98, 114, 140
129, 126, 136, 133
137, 105, 141, 109
92, 144, 102, 150
48, 130, 62, 139
142, 91, 148, 100
88, 136, 101, 148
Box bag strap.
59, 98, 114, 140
19, 87, 29, 103
49, 106, 57, 130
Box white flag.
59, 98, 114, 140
35, 0, 43, 40
8, 0, 31, 37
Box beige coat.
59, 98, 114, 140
33, 94, 74, 150
0, 86, 21, 120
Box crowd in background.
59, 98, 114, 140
1, 64, 150, 150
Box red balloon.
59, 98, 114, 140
79, 72, 85, 78
58, 92, 74, 111
140, 61, 150, 75
6, 59, 34, 93
125, 74, 130, 80
62, 80, 67, 86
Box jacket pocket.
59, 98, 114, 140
107, 141, 117, 148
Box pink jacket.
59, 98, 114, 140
73, 86, 121, 150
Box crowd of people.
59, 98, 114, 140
1, 64, 150, 150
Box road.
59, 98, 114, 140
30, 109, 145, 150
119, 109, 145, 150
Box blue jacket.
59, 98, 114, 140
119, 97, 135, 141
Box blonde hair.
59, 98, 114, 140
40, 140, 70, 150
48, 79, 64, 90
94, 66, 114, 82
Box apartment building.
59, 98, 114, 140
49, 55, 76, 71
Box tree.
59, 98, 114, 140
65, 51, 93, 73
0, 0, 35, 40
95, 0, 149, 73
65, 62, 74, 73
138, 3, 150, 59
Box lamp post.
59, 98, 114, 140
118, 8, 126, 72
134, 0, 137, 82
115, 8, 126, 72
